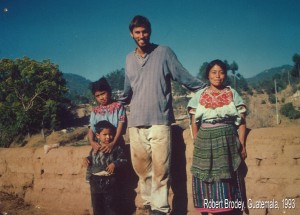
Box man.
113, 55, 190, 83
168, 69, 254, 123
120, 15, 206, 215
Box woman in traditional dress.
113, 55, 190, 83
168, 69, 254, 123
187, 59, 247, 215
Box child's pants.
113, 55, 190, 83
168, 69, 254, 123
90, 175, 117, 215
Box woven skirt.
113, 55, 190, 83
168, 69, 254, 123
191, 124, 245, 213
192, 172, 245, 213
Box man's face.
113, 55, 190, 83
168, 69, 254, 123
130, 26, 151, 48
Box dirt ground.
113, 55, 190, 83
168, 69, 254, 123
0, 192, 151, 215
0, 192, 48, 215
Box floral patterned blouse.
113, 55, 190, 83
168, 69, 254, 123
89, 101, 126, 133
187, 86, 247, 126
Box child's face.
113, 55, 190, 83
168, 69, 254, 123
94, 90, 111, 106
96, 128, 113, 144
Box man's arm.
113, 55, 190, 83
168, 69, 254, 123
167, 47, 207, 91
118, 73, 132, 104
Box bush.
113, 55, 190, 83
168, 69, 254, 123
256, 89, 264, 94
246, 88, 253, 96
292, 84, 299, 94
173, 97, 189, 116
268, 94, 276, 104
280, 103, 300, 119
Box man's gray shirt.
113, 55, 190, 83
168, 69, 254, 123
120, 45, 206, 127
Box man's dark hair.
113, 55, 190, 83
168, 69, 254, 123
94, 120, 115, 135
90, 77, 112, 95
205, 59, 228, 80
129, 15, 151, 34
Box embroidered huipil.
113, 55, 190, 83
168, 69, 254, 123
89, 101, 126, 132
188, 86, 247, 126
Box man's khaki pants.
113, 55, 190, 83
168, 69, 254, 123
129, 125, 171, 213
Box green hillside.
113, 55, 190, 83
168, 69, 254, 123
246, 65, 293, 85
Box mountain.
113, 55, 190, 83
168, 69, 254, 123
246, 65, 293, 85
62, 73, 92, 103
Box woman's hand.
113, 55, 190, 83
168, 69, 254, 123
240, 144, 247, 160
190, 113, 199, 140
91, 141, 101, 152
100, 142, 114, 153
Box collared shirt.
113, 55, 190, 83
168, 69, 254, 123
120, 45, 206, 127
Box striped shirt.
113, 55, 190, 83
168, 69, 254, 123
120, 45, 206, 127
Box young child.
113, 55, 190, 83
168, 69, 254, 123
86, 77, 127, 182
87, 120, 127, 215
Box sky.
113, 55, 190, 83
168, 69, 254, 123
1, 0, 300, 81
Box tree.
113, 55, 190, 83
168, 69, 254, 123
105, 68, 125, 92
197, 62, 209, 82
104, 68, 125, 99
0, 57, 68, 147
230, 61, 239, 88
292, 53, 300, 79
235, 75, 250, 93
224, 60, 230, 71
281, 102, 300, 119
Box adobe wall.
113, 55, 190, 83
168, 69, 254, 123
0, 126, 299, 215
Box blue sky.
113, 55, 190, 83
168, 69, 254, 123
1, 0, 299, 81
